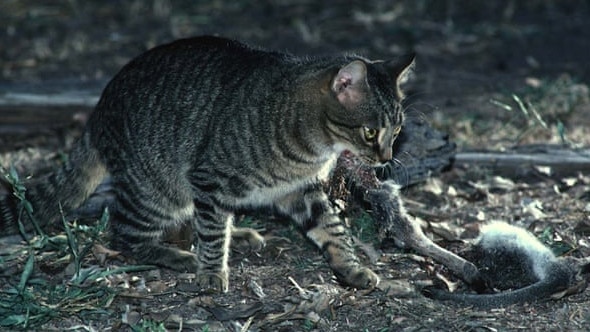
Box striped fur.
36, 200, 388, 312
0, 36, 413, 292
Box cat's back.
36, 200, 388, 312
110, 36, 287, 87
95, 36, 289, 114
90, 36, 291, 150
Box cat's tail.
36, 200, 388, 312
0, 132, 108, 235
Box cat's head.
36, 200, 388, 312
323, 54, 414, 165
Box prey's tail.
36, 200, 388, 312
425, 262, 576, 308
0, 132, 107, 234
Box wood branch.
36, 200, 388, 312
0, 83, 98, 135
0, 80, 103, 106
455, 145, 590, 176
0, 91, 98, 108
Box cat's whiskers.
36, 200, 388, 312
388, 155, 410, 187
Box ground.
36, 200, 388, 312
1, 1, 590, 331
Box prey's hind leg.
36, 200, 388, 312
110, 175, 198, 272
367, 181, 481, 286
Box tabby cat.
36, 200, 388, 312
0, 36, 413, 292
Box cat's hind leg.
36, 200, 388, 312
110, 176, 199, 272
277, 186, 380, 289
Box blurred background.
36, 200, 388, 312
1, 0, 589, 150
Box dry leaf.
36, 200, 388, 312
434, 272, 461, 292
92, 244, 121, 264
562, 177, 578, 187
376, 279, 415, 297
534, 166, 552, 176
521, 198, 548, 219
476, 210, 486, 221
447, 185, 457, 197
248, 279, 267, 299
423, 178, 444, 195
429, 221, 464, 241
490, 176, 515, 191
146, 280, 169, 293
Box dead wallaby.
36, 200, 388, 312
425, 222, 581, 308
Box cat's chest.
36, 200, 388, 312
230, 153, 338, 208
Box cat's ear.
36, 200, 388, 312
385, 53, 415, 99
331, 60, 368, 108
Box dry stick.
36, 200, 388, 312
332, 151, 482, 286
456, 148, 590, 174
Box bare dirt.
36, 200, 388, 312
1, 1, 590, 331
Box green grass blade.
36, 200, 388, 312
17, 253, 35, 294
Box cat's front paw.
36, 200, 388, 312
336, 266, 380, 289
195, 272, 229, 293
231, 227, 266, 252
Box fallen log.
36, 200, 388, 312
455, 145, 590, 176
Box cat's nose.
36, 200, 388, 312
379, 147, 392, 162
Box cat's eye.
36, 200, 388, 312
363, 127, 378, 141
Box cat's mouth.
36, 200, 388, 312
378, 146, 393, 162
363, 148, 393, 166
365, 157, 387, 167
